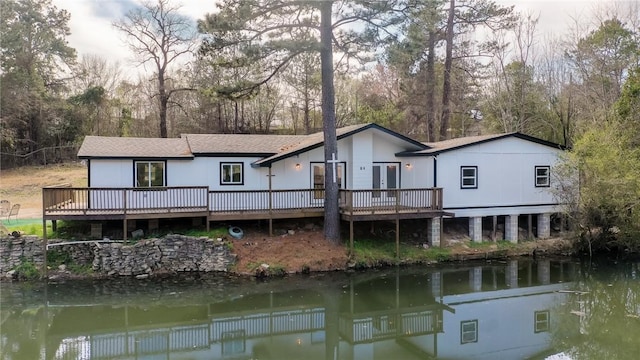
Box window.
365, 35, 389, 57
460, 320, 478, 344
135, 161, 165, 187
535, 166, 550, 187
534, 311, 550, 333
460, 166, 478, 189
312, 163, 344, 199
221, 163, 243, 185
222, 330, 246, 355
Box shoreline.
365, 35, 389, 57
1, 231, 577, 282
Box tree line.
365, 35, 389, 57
1, 0, 639, 250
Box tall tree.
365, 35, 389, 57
566, 18, 639, 123
439, 0, 515, 139
0, 0, 76, 161
198, 0, 407, 243
113, 0, 197, 138
390, 0, 514, 140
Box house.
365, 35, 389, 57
400, 133, 566, 242
42, 123, 565, 245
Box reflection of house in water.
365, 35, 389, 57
45, 260, 576, 359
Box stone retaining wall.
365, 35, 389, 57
0, 235, 236, 278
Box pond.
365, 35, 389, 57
1, 258, 639, 360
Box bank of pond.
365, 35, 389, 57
2, 258, 640, 360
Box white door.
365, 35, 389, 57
372, 163, 399, 203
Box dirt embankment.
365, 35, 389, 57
0, 163, 87, 219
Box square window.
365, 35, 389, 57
535, 166, 550, 187
460, 320, 478, 344
535, 310, 550, 333
221, 163, 243, 185
460, 166, 478, 189
135, 161, 165, 187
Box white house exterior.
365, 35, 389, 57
399, 133, 566, 242
54, 123, 565, 243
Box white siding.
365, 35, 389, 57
90, 159, 133, 187
350, 131, 373, 189
401, 157, 434, 189
436, 137, 562, 217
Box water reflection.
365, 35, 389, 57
1, 260, 580, 360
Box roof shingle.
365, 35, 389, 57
78, 136, 193, 158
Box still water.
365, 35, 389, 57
1, 259, 639, 360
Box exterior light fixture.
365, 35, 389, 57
295, 163, 301, 170
405, 163, 412, 169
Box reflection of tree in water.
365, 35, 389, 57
1, 306, 48, 360
551, 262, 640, 360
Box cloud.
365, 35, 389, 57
53, 0, 218, 77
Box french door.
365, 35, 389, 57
372, 163, 399, 203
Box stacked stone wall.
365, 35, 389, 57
0, 235, 236, 278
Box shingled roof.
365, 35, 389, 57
78, 136, 193, 159
402, 132, 565, 156
252, 123, 428, 166
184, 133, 307, 155
77, 123, 433, 161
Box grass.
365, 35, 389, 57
350, 238, 452, 266
2, 219, 52, 238
12, 258, 41, 280
246, 261, 287, 276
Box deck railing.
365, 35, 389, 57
209, 189, 325, 214
340, 188, 443, 214
43, 187, 442, 217
43, 186, 209, 215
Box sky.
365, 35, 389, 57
51, 0, 617, 78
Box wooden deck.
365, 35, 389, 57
41, 186, 449, 261
43, 187, 447, 222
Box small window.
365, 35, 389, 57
221, 163, 243, 185
535, 166, 550, 187
135, 161, 165, 187
460, 166, 478, 189
534, 311, 550, 333
460, 320, 478, 344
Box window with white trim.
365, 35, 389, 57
460, 320, 478, 344
460, 166, 478, 189
534, 310, 550, 333
135, 161, 165, 187
221, 163, 243, 185
535, 166, 550, 187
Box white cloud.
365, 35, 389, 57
53, 0, 218, 77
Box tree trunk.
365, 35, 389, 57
425, 30, 437, 142
440, 0, 455, 140
158, 72, 168, 138
320, 0, 340, 244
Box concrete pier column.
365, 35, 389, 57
537, 260, 551, 285
505, 214, 519, 243
428, 217, 441, 247
537, 213, 551, 239
469, 217, 482, 242
431, 272, 441, 298
506, 260, 519, 288
470, 266, 483, 292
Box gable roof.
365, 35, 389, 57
78, 136, 193, 159
77, 123, 431, 162
252, 123, 429, 167
398, 133, 565, 156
